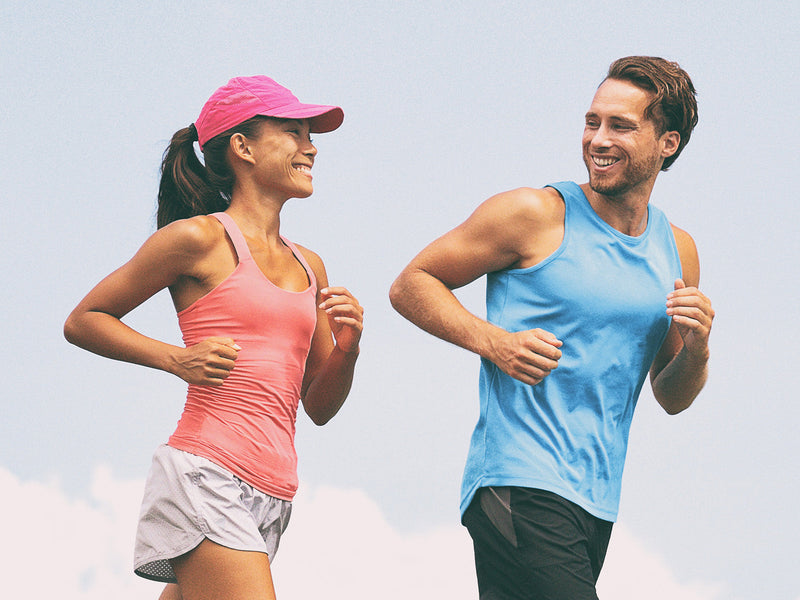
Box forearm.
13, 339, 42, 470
651, 345, 709, 415
302, 345, 360, 425
389, 269, 503, 360
64, 310, 181, 375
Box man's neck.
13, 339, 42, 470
579, 180, 655, 237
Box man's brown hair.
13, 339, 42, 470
607, 56, 698, 171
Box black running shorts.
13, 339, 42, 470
462, 487, 613, 600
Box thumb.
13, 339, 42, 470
534, 329, 563, 347
206, 337, 241, 350
673, 278, 686, 291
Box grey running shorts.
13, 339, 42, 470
134, 444, 292, 583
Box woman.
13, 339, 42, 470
64, 76, 363, 600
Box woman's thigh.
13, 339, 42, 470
170, 538, 277, 600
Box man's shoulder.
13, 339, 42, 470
481, 186, 565, 226
667, 222, 700, 285
668, 222, 694, 245
469, 186, 565, 269
491, 185, 565, 204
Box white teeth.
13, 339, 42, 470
593, 157, 617, 167
294, 165, 311, 173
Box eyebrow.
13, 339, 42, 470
584, 112, 638, 127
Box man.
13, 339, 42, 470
389, 56, 714, 599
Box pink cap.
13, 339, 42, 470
194, 75, 344, 150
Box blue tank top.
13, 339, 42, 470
460, 181, 681, 521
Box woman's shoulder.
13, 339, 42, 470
291, 242, 322, 268
290, 242, 328, 283
156, 214, 228, 256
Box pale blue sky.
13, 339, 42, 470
2, 2, 798, 599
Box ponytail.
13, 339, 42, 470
156, 116, 270, 228
156, 124, 226, 228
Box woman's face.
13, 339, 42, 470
248, 118, 318, 199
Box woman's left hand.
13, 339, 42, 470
319, 286, 364, 353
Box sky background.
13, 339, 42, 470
2, 1, 798, 598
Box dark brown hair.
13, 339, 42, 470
606, 56, 698, 171
156, 116, 268, 228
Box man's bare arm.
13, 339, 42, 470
390, 188, 564, 386
649, 226, 715, 414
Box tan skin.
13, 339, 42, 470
65, 118, 363, 600
390, 78, 713, 415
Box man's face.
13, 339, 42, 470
582, 78, 677, 198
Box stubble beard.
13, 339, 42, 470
584, 152, 662, 199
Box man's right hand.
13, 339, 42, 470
487, 328, 562, 386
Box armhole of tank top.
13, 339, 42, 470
560, 185, 571, 251
549, 182, 575, 243
663, 213, 683, 281
280, 236, 317, 292
502, 184, 570, 275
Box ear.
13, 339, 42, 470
660, 130, 680, 158
229, 133, 256, 165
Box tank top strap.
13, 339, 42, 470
280, 236, 317, 290
211, 212, 252, 262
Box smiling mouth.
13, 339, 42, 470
294, 165, 313, 176
592, 156, 619, 168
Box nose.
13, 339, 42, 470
302, 138, 317, 159
590, 123, 616, 150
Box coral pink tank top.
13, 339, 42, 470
168, 212, 317, 500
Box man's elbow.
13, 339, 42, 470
63, 312, 81, 346
388, 274, 409, 315
660, 401, 692, 416
655, 391, 697, 415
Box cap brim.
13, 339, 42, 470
266, 104, 344, 133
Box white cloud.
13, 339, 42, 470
271, 485, 477, 599
597, 525, 726, 600
0, 465, 152, 600
0, 466, 725, 599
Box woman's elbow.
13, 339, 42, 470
305, 406, 333, 426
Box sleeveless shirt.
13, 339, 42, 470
460, 181, 682, 521
168, 212, 317, 501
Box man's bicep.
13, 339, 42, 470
411, 193, 532, 288
649, 322, 682, 383
410, 224, 518, 290
671, 224, 700, 287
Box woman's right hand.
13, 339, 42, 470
64, 217, 239, 383
172, 337, 241, 386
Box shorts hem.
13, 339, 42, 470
133, 570, 175, 584
134, 534, 274, 583
134, 533, 206, 583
